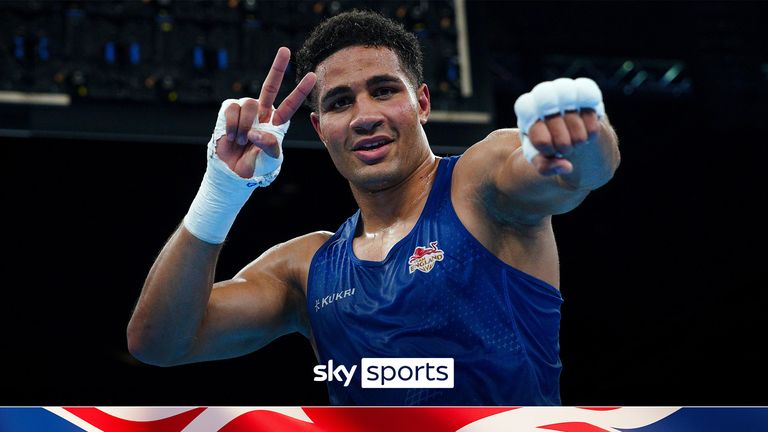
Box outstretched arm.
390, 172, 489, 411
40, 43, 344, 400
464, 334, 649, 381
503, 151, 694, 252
458, 78, 620, 226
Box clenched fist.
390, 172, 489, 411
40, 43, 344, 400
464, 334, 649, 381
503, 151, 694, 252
514, 78, 605, 176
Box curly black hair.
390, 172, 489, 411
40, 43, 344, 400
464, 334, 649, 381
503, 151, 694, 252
295, 9, 424, 110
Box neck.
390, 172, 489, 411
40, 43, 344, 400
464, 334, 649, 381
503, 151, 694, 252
350, 154, 439, 235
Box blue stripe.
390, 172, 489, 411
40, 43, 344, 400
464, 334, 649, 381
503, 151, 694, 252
619, 408, 768, 432
0, 408, 86, 432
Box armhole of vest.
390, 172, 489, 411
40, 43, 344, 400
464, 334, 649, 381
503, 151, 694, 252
444, 154, 562, 298
306, 232, 336, 303
427, 155, 459, 214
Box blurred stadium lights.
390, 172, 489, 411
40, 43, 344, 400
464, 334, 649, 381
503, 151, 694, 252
541, 56, 692, 97
0, 0, 493, 148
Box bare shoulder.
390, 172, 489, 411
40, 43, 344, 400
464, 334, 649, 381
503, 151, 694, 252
453, 128, 522, 212
234, 231, 333, 293
458, 128, 520, 165
483, 127, 521, 143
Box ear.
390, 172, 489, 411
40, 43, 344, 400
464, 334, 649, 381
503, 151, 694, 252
310, 112, 327, 149
417, 83, 431, 125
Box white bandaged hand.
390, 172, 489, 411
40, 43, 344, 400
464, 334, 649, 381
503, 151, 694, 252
183, 98, 291, 244
210, 97, 290, 181
514, 77, 605, 164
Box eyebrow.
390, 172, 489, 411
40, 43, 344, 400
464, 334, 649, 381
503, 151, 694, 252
319, 74, 403, 108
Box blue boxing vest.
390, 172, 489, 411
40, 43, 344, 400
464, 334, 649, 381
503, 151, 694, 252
307, 156, 563, 405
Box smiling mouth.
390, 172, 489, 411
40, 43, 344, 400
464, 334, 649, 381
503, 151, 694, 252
354, 139, 394, 151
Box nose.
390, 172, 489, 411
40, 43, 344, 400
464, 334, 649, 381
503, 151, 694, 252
349, 96, 384, 134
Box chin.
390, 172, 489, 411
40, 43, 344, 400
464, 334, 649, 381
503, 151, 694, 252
349, 163, 403, 192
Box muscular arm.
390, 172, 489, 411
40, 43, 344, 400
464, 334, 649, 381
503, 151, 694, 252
127, 228, 328, 366
458, 116, 619, 226
127, 47, 320, 366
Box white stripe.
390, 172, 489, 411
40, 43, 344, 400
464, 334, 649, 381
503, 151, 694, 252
43, 407, 103, 432
457, 407, 681, 432
95, 406, 199, 422
181, 407, 313, 432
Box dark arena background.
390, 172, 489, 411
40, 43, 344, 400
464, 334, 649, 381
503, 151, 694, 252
2, 1, 766, 406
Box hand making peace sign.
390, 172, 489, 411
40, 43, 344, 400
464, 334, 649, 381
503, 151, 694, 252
215, 47, 317, 178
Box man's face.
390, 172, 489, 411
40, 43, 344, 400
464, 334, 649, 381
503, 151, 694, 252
310, 46, 431, 191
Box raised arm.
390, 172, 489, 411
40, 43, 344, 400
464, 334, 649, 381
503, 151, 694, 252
457, 78, 620, 226
126, 48, 318, 366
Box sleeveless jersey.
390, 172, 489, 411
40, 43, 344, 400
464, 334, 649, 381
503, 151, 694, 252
307, 156, 563, 405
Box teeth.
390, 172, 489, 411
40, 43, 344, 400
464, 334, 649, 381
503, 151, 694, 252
363, 140, 388, 149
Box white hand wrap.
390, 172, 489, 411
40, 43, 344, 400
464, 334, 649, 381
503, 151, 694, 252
182, 98, 290, 244
210, 98, 290, 179
514, 77, 605, 163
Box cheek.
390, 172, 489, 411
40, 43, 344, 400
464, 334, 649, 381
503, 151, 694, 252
320, 115, 345, 138
319, 118, 347, 156
394, 102, 418, 128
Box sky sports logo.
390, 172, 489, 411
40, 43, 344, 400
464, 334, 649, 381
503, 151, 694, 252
313, 358, 454, 388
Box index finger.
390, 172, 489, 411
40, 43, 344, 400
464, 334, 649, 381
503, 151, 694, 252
258, 47, 291, 123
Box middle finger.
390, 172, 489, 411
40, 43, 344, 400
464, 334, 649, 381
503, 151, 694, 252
258, 47, 291, 123
543, 114, 573, 156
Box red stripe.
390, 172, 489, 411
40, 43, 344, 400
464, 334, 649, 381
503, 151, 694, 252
65, 406, 517, 432
304, 407, 515, 432
218, 410, 323, 432
576, 407, 620, 411
538, 421, 611, 432
63, 407, 205, 432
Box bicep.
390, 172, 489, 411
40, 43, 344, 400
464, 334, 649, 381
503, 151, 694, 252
175, 251, 306, 364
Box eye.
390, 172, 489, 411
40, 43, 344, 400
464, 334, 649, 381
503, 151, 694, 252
374, 87, 396, 98
328, 97, 351, 111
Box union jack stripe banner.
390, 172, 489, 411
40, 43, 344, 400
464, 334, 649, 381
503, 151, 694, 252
1, 406, 767, 432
